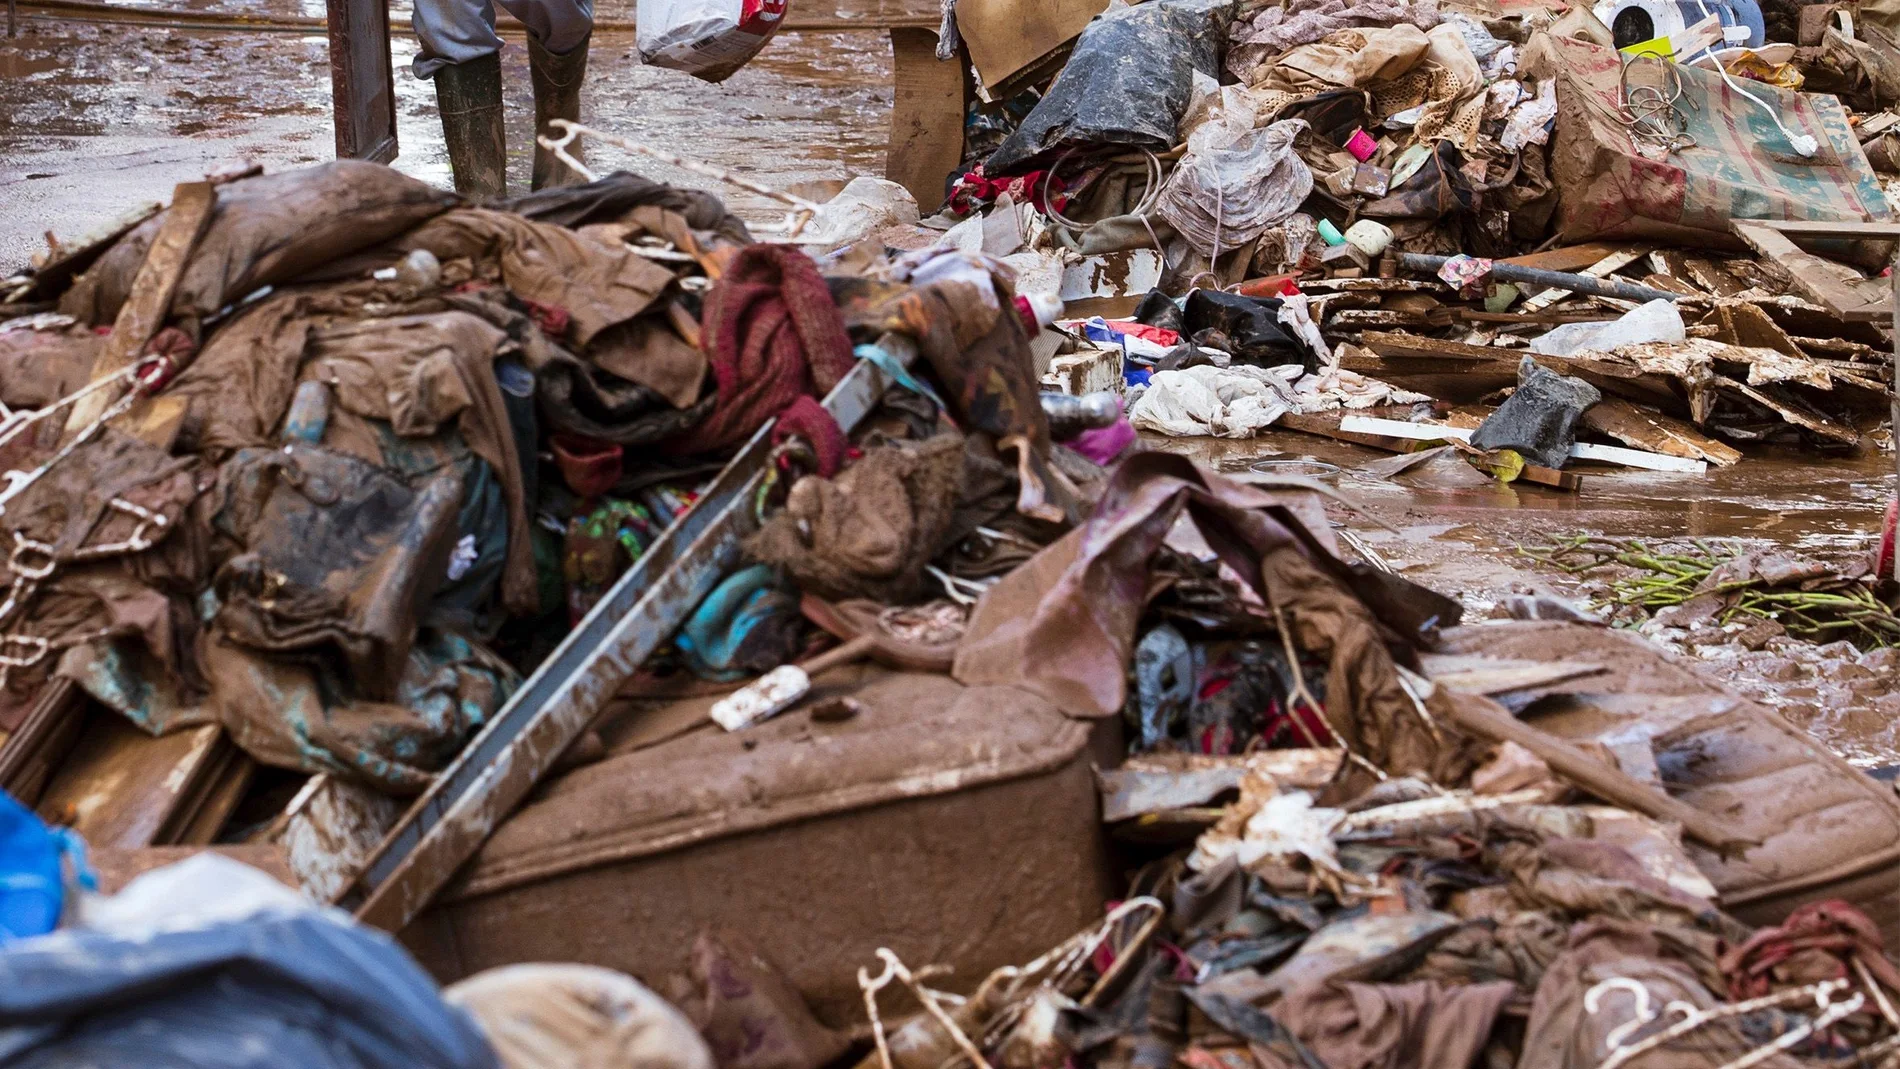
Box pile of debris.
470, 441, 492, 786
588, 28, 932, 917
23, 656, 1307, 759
920, 0, 1900, 490
4, 0, 1900, 1057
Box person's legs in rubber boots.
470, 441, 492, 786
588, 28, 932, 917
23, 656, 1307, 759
528, 32, 590, 189
433, 51, 508, 198
495, 0, 593, 189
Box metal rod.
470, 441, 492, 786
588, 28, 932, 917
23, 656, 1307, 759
341, 337, 920, 932
1396, 252, 1683, 305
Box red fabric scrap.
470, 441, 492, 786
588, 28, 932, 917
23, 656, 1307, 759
946, 164, 1068, 218
1721, 899, 1900, 999
770, 395, 847, 478
674, 244, 855, 458
1101, 320, 1181, 348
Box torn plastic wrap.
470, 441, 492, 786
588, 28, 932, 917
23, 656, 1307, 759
1158, 108, 1313, 257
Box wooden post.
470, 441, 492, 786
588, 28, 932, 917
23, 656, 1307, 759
886, 27, 967, 214
327, 0, 399, 162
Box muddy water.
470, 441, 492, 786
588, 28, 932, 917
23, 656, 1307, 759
1, 16, 894, 268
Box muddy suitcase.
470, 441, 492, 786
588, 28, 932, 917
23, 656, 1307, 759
1437, 621, 1900, 943
399, 667, 1121, 1024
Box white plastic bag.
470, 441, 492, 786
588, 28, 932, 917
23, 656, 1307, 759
636, 0, 788, 82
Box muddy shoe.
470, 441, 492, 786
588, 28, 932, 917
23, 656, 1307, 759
434, 52, 506, 199
529, 33, 589, 190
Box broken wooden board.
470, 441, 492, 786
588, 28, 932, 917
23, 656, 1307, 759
66, 181, 215, 434
266, 773, 403, 901
1521, 246, 1652, 313
1419, 654, 1608, 696
1719, 376, 1862, 446
1581, 397, 1743, 467
35, 715, 235, 849
1502, 242, 1628, 273
1731, 221, 1890, 323
1278, 410, 1433, 454
887, 28, 967, 214
1337, 415, 1709, 473
1099, 750, 1342, 823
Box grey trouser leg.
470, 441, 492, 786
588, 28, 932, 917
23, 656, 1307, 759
412, 0, 593, 76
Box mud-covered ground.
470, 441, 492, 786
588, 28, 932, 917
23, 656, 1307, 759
5, 6, 1899, 765
1151, 431, 1900, 767
0, 6, 895, 269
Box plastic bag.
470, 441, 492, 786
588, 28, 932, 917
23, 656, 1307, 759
637, 0, 788, 82
1469, 357, 1602, 469
1527, 298, 1683, 356
1157, 98, 1313, 257
987, 0, 1227, 173
0, 790, 65, 943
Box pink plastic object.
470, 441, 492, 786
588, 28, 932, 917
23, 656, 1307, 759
1345, 128, 1378, 161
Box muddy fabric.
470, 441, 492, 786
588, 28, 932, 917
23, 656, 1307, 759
210, 444, 464, 700
164, 286, 385, 460
835, 273, 1066, 522
60, 163, 457, 327
208, 628, 511, 793
1228, 0, 1442, 81
535, 343, 716, 446
445, 964, 715, 1069
3, 429, 203, 565
401, 208, 677, 347
501, 170, 754, 247
588, 315, 708, 411
671, 245, 854, 457
684, 930, 850, 1069
303, 311, 539, 616
953, 451, 1472, 784
1720, 899, 1900, 999
744, 434, 966, 602
1495, 837, 1718, 926
0, 325, 100, 411
64, 625, 512, 793
1519, 919, 1797, 1069
1264, 979, 1514, 1069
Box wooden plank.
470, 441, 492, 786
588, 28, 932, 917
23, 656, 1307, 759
886, 28, 966, 214
65, 181, 215, 435
1581, 397, 1742, 467
1501, 243, 1625, 273
35, 716, 228, 849
1338, 416, 1704, 472
1731, 222, 1890, 323
1521, 246, 1651, 313
1359, 330, 1519, 362
1277, 411, 1430, 453
0, 678, 85, 806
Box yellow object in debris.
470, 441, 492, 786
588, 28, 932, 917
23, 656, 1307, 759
1619, 35, 1676, 59
1726, 50, 1806, 90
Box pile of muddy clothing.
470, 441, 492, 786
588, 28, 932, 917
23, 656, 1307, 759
916, 0, 1900, 481
802, 450, 1900, 1069
0, 160, 1082, 811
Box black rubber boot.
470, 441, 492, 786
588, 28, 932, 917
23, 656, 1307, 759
433, 51, 507, 199
529, 32, 589, 190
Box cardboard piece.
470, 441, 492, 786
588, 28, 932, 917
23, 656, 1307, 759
954, 0, 1112, 96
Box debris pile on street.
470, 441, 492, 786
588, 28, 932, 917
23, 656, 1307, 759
919, 0, 1900, 491
5, 0, 1900, 1060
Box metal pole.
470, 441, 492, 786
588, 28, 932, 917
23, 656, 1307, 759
1396, 252, 1683, 305
7, 0, 18, 39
